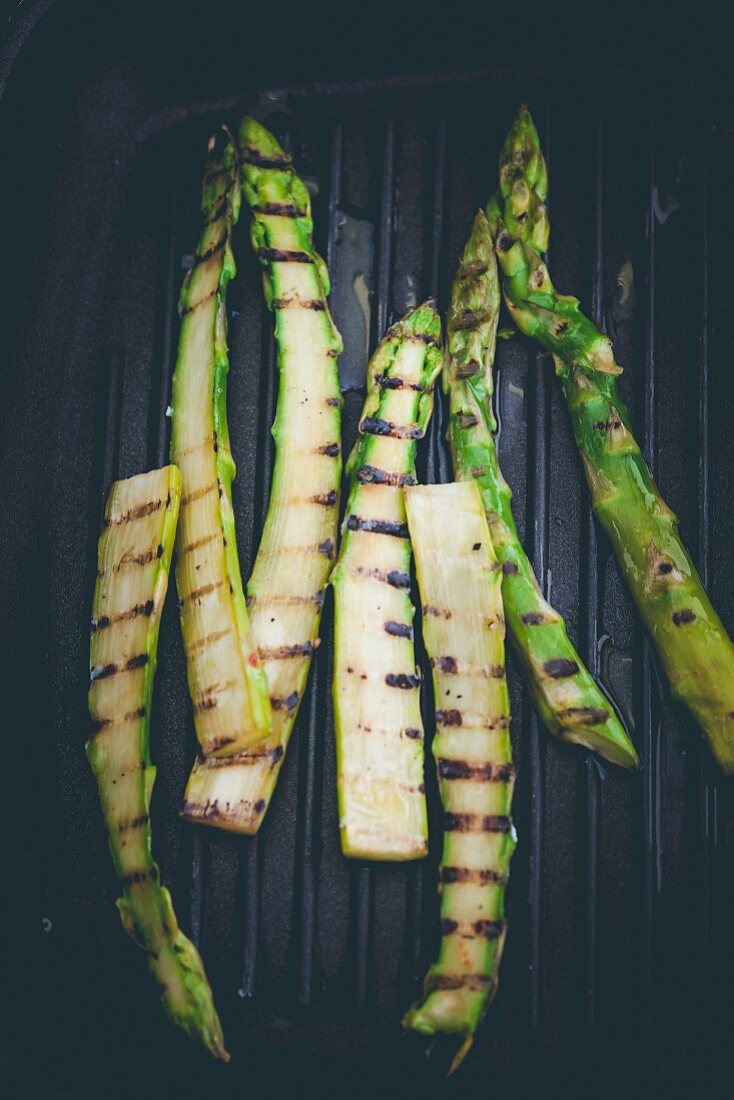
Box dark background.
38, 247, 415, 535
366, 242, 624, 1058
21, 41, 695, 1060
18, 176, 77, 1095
2, 2, 734, 1098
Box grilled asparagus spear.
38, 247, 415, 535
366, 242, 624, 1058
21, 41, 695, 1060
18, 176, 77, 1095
446, 210, 638, 767
490, 105, 734, 772
402, 481, 515, 1072
182, 118, 342, 832
87, 467, 227, 1060
170, 128, 271, 759
332, 302, 442, 861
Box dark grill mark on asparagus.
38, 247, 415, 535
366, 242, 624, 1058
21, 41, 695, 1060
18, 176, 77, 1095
272, 296, 326, 311
259, 247, 313, 264
89, 705, 147, 733
118, 814, 150, 834
434, 656, 458, 673
271, 691, 300, 712
248, 591, 325, 608
346, 515, 409, 538
455, 359, 481, 378
404, 727, 422, 740
544, 657, 580, 679
252, 201, 306, 218
359, 417, 422, 439
121, 868, 158, 888
423, 605, 452, 619
385, 672, 421, 690
457, 259, 489, 278
318, 442, 340, 456
438, 759, 516, 782
520, 610, 546, 625
439, 867, 508, 885
102, 498, 164, 529
311, 490, 338, 506
475, 919, 507, 938
657, 561, 673, 574
453, 308, 491, 330
90, 600, 154, 632
194, 237, 226, 265
356, 464, 417, 487
558, 706, 609, 726
241, 150, 291, 169
181, 482, 218, 506
672, 609, 696, 625
387, 570, 411, 588
436, 709, 462, 726
90, 654, 148, 682
179, 579, 225, 606
180, 287, 217, 316
404, 332, 441, 347
260, 642, 318, 660
207, 734, 238, 752
180, 531, 219, 555
426, 973, 495, 992
503, 560, 519, 575
185, 628, 231, 656
318, 539, 335, 557
326, 396, 340, 406
384, 621, 413, 638
444, 812, 512, 833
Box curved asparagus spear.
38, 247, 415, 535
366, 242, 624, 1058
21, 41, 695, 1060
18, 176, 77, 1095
332, 303, 442, 860
87, 467, 227, 1060
182, 118, 342, 832
402, 481, 516, 1073
170, 128, 271, 759
490, 105, 734, 772
446, 210, 638, 766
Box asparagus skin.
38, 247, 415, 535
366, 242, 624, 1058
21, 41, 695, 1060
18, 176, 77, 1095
332, 303, 442, 860
491, 105, 734, 772
170, 128, 271, 759
182, 118, 342, 832
445, 210, 638, 767
87, 467, 227, 1060
402, 482, 515, 1072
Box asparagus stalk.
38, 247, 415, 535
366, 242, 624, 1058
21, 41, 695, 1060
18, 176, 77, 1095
332, 303, 443, 860
182, 118, 342, 832
490, 105, 734, 772
87, 467, 227, 1060
170, 128, 271, 759
402, 481, 515, 1073
445, 210, 638, 767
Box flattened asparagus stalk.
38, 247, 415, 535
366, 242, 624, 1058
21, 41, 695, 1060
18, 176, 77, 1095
402, 482, 515, 1072
446, 210, 638, 767
332, 303, 442, 860
87, 468, 227, 1060
170, 129, 271, 759
182, 118, 342, 833
491, 105, 734, 772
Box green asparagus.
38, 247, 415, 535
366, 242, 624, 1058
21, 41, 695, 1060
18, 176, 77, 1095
87, 467, 227, 1060
446, 210, 638, 766
170, 128, 271, 759
332, 303, 442, 860
183, 117, 343, 832
402, 481, 515, 1073
490, 105, 734, 772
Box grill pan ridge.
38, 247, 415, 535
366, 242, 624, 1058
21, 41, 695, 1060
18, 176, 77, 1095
2, 9, 734, 1098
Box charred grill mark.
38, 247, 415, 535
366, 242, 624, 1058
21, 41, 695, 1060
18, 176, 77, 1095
502, 560, 519, 575
173, 435, 215, 458
438, 759, 516, 782
457, 259, 490, 279
179, 579, 225, 606
423, 605, 452, 619
185, 628, 231, 657
433, 655, 458, 674
241, 149, 292, 170
102, 498, 165, 529
558, 706, 609, 726
91, 600, 154, 632
426, 973, 495, 992
118, 814, 150, 834
207, 735, 238, 752
359, 416, 422, 439
193, 237, 226, 266
180, 531, 219, 555
404, 727, 422, 740
258, 247, 313, 264
180, 287, 217, 316
311, 490, 338, 506
520, 610, 546, 625
439, 866, 508, 885
190, 744, 284, 773
89, 705, 147, 734
346, 515, 409, 538
121, 868, 158, 888
318, 539, 335, 557
248, 591, 325, 609
317, 442, 341, 457
453, 308, 491, 330
204, 196, 228, 226
474, 919, 507, 938
112, 548, 157, 568
673, 609, 696, 625
356, 566, 412, 589
385, 672, 420, 690
384, 621, 413, 639
404, 332, 441, 347
271, 691, 300, 712
260, 642, 318, 660
192, 679, 237, 714
593, 417, 623, 433
440, 918, 506, 938
455, 359, 481, 378
272, 296, 326, 311
326, 396, 340, 407
444, 812, 513, 833
181, 482, 217, 506
356, 464, 417, 487
543, 658, 580, 679
90, 654, 148, 682
374, 373, 405, 389
436, 709, 462, 727
252, 201, 307, 218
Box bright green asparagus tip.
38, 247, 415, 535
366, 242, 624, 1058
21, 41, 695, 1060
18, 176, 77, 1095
487, 103, 549, 254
